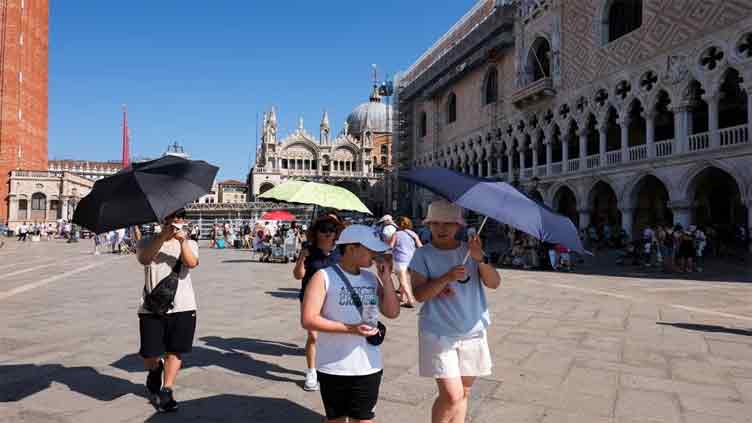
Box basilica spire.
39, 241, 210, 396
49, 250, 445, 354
320, 110, 330, 144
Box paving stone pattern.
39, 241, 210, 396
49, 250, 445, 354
1, 240, 752, 422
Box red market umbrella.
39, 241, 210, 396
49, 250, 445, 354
261, 210, 296, 221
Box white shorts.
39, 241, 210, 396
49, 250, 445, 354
419, 330, 492, 379
394, 262, 409, 272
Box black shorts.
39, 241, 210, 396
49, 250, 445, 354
138, 311, 197, 358
317, 370, 382, 421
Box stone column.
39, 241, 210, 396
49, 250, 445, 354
562, 136, 569, 173
578, 129, 587, 161
532, 146, 539, 177
747, 86, 752, 137
673, 105, 691, 154
618, 116, 630, 161
670, 202, 692, 228
8, 197, 18, 223
644, 110, 656, 159
704, 93, 720, 149
578, 208, 591, 230
507, 149, 514, 182
747, 200, 752, 253
598, 125, 607, 164
60, 197, 69, 221
620, 207, 634, 240
518, 149, 526, 180
497, 156, 503, 177
545, 140, 552, 176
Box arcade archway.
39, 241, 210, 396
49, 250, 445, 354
689, 167, 746, 229
589, 181, 620, 228
631, 175, 672, 236
552, 186, 578, 226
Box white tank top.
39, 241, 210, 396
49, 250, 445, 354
316, 265, 383, 376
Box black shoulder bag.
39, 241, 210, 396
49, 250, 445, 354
143, 258, 183, 316
331, 266, 386, 346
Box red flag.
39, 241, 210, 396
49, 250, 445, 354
122, 106, 130, 168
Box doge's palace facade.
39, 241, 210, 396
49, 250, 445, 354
397, 0, 752, 240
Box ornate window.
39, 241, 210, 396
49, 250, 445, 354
447, 93, 457, 124
419, 112, 428, 138
606, 0, 642, 43
380, 145, 388, 154
529, 38, 551, 82
484, 67, 498, 104
31, 193, 46, 211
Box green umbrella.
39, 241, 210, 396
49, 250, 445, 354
258, 181, 372, 215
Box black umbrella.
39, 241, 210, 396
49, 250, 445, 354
73, 155, 218, 233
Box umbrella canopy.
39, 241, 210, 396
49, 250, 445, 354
261, 210, 296, 221
73, 155, 218, 233
258, 181, 372, 215
401, 167, 587, 254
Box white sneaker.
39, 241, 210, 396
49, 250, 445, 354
303, 370, 319, 391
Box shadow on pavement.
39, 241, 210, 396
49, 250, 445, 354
510, 249, 752, 284
657, 322, 752, 337
265, 287, 301, 300
113, 338, 305, 385
144, 394, 321, 422
221, 259, 257, 264
0, 364, 144, 402
200, 336, 304, 357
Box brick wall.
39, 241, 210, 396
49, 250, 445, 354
0, 0, 48, 223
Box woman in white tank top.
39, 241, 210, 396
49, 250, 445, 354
301, 225, 401, 422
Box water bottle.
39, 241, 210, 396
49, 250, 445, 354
362, 297, 379, 328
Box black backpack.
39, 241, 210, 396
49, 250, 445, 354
143, 258, 183, 315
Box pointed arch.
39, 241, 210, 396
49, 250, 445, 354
483, 66, 499, 105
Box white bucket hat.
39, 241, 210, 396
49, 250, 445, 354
424, 199, 465, 225
335, 224, 391, 253
377, 214, 394, 224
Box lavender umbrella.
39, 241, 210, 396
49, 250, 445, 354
401, 167, 587, 255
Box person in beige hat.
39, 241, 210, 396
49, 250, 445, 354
409, 199, 501, 423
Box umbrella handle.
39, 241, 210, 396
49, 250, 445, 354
462, 216, 488, 265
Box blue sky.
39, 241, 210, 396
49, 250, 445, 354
49, 1, 477, 180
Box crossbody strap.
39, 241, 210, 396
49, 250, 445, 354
331, 265, 364, 316
143, 257, 183, 296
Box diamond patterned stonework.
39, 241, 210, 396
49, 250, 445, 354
561, 0, 752, 91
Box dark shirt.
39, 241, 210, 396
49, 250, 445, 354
299, 246, 341, 301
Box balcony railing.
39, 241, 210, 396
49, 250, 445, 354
511, 77, 555, 107
586, 155, 600, 169
655, 140, 673, 158
523, 168, 533, 179
628, 145, 648, 162
606, 150, 622, 165
551, 162, 563, 175
11, 171, 63, 178
537, 165, 547, 177
719, 124, 749, 147
689, 132, 710, 152
567, 158, 580, 173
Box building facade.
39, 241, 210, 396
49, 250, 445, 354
0, 0, 49, 223
48, 159, 123, 181
217, 180, 248, 204
6, 170, 93, 230
397, 0, 752, 240
249, 86, 394, 215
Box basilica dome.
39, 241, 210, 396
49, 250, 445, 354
346, 86, 395, 135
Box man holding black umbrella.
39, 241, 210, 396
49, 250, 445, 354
136, 209, 199, 412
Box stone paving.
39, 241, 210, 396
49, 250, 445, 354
1, 239, 752, 422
